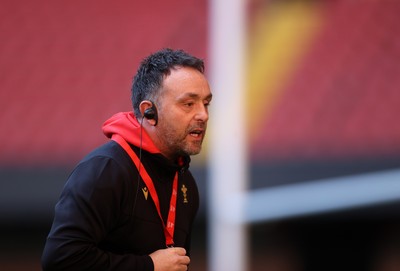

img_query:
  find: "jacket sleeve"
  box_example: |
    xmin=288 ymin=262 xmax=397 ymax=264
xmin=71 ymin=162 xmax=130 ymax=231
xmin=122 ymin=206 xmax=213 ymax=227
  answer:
xmin=41 ymin=156 xmax=154 ymax=271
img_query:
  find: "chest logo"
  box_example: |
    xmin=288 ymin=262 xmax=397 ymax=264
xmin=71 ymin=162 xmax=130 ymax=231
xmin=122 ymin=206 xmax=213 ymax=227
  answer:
xmin=181 ymin=184 xmax=188 ymax=203
xmin=142 ymin=187 xmax=149 ymax=200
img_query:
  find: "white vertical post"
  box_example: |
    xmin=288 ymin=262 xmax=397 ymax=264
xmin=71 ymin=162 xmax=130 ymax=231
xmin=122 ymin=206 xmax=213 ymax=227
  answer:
xmin=208 ymin=0 xmax=248 ymax=271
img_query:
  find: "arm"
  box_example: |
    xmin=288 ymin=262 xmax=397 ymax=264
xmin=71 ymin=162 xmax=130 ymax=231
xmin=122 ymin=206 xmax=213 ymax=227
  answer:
xmin=41 ymin=156 xmax=153 ymax=271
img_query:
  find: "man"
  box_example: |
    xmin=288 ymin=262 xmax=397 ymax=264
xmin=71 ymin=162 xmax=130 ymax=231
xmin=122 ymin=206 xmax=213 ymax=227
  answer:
xmin=41 ymin=48 xmax=212 ymax=271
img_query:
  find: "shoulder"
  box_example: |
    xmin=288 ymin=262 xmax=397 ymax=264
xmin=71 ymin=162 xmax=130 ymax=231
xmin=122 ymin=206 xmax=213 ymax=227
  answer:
xmin=79 ymin=140 xmax=136 ymax=175
xmin=82 ymin=140 xmax=131 ymax=165
xmin=65 ymin=141 xmax=137 ymax=193
xmin=182 ymin=170 xmax=198 ymax=191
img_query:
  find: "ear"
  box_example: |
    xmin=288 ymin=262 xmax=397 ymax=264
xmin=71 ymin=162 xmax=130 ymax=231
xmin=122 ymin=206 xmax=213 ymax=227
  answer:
xmin=139 ymin=100 xmax=157 ymax=126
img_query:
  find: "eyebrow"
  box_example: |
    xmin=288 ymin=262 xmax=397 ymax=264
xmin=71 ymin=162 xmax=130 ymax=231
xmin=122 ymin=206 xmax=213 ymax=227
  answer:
xmin=179 ymin=92 xmax=213 ymax=100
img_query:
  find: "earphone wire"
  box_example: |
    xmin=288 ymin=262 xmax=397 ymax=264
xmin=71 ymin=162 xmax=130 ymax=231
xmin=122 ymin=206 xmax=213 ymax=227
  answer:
xmin=132 ymin=116 xmax=144 ymax=214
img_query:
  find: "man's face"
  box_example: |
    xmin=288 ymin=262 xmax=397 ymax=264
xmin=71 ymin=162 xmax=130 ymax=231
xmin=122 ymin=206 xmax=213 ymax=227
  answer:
xmin=155 ymin=66 xmax=212 ymax=160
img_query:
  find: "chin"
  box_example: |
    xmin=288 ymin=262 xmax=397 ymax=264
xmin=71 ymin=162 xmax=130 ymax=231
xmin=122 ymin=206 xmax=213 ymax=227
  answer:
xmin=181 ymin=146 xmax=201 ymax=156
xmin=189 ymin=147 xmax=202 ymax=156
xmin=180 ymin=141 xmax=202 ymax=156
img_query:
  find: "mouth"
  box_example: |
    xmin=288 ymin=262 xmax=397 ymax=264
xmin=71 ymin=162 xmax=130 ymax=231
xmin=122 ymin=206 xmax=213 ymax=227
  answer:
xmin=189 ymin=128 xmax=204 ymax=139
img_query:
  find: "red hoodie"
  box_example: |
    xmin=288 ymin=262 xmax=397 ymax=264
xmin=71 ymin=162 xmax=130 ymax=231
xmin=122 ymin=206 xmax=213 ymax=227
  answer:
xmin=102 ymin=111 xmax=160 ymax=154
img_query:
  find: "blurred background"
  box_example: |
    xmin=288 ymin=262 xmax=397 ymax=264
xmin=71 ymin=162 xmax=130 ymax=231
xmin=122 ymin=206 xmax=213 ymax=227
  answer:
xmin=1 ymin=0 xmax=400 ymax=270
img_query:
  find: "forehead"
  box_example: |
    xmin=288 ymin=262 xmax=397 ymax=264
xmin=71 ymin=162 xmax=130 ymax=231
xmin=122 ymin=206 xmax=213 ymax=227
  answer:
xmin=161 ymin=66 xmax=211 ymax=99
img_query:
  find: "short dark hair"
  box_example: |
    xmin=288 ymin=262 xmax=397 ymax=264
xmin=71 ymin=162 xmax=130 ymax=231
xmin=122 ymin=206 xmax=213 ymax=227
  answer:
xmin=131 ymin=48 xmax=205 ymax=118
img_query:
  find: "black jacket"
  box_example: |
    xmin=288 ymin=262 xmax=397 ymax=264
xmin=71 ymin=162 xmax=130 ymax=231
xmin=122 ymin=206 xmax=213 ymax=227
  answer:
xmin=41 ymin=112 xmax=199 ymax=271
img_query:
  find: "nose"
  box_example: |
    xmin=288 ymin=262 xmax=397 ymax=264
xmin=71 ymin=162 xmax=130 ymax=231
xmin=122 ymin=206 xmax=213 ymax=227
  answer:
xmin=194 ymin=103 xmax=209 ymax=122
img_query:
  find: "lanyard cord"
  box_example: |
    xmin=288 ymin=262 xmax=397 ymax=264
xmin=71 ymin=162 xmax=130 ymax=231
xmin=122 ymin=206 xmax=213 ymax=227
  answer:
xmin=112 ymin=134 xmax=177 ymax=247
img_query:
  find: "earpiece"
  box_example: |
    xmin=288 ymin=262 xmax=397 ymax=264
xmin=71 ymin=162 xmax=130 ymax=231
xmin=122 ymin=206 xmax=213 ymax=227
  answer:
xmin=143 ymin=101 xmax=158 ymax=126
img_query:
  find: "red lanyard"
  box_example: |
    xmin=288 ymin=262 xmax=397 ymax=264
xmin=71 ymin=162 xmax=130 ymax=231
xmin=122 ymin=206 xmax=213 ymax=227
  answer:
xmin=112 ymin=134 xmax=177 ymax=247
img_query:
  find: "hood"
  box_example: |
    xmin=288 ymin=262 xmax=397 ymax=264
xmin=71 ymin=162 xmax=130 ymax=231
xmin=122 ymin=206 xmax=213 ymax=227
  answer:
xmin=102 ymin=112 xmax=160 ymax=154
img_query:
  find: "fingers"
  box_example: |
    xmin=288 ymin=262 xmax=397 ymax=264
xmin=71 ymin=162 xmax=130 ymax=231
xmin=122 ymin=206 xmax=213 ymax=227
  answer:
xmin=169 ymin=247 xmax=190 ymax=266
xmin=180 ymin=255 xmax=191 ymax=266
xmin=150 ymin=247 xmax=190 ymax=271
xmin=171 ymin=247 xmax=186 ymax=256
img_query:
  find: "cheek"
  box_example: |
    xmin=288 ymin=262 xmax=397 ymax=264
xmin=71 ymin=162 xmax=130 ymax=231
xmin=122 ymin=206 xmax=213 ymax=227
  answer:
xmin=159 ymin=108 xmax=196 ymax=134
xmin=159 ymin=115 xmax=187 ymax=137
xmin=161 ymin=111 xmax=190 ymax=129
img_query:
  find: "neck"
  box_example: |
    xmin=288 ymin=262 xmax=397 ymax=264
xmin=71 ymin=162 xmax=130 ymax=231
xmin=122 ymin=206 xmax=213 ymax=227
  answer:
xmin=143 ymin=124 xmax=177 ymax=162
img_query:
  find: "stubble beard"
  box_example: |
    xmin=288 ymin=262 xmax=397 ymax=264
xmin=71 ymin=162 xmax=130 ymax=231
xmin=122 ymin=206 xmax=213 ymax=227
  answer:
xmin=156 ymin=123 xmax=205 ymax=158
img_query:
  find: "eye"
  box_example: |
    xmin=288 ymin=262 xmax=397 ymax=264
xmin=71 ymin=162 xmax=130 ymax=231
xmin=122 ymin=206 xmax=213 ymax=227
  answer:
xmin=184 ymin=102 xmax=194 ymax=107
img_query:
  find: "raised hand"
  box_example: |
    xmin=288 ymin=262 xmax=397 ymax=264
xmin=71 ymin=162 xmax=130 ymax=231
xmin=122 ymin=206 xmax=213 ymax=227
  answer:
xmin=149 ymin=247 xmax=190 ymax=271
